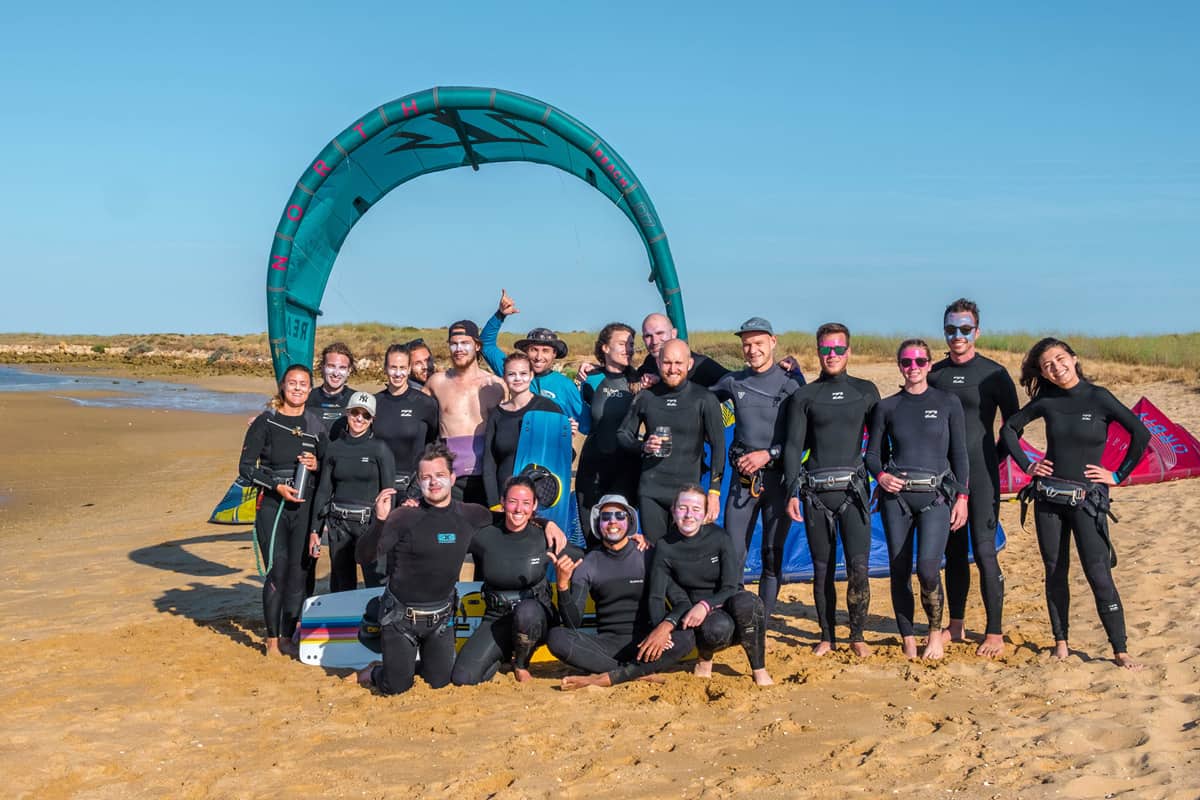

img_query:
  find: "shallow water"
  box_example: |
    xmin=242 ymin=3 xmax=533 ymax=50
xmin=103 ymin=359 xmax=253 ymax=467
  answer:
xmin=0 ymin=366 xmax=267 ymax=415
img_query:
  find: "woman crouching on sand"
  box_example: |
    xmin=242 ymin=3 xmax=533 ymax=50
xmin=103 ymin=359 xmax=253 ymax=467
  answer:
xmin=238 ymin=364 xmax=326 ymax=656
xmin=1000 ymin=338 xmax=1149 ymax=670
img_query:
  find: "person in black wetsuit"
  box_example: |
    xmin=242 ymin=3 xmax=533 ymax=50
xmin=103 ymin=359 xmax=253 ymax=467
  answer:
xmin=482 ymin=351 xmax=563 ymax=508
xmin=635 ymin=313 xmax=731 ymax=388
xmin=711 ymin=316 xmax=805 ymax=616
xmin=374 ymin=344 xmax=440 ymax=498
xmin=238 ymin=364 xmax=325 ymax=657
xmin=309 ymin=392 xmax=394 ymax=592
xmin=927 ymin=299 xmax=1019 ymax=657
xmin=617 ymin=339 xmax=726 ymax=541
xmin=784 ymin=322 xmax=880 ymax=657
xmin=647 ymin=485 xmax=773 ymax=685
xmin=550 ymin=494 xmax=694 ymax=689
xmin=451 ymin=476 xmax=578 ymax=685
xmin=866 ymin=339 xmax=970 ymax=661
xmin=577 ymin=323 xmax=641 ymax=543
xmin=306 ymin=342 xmax=357 ymax=436
xmin=999 ymin=338 xmax=1150 ymax=670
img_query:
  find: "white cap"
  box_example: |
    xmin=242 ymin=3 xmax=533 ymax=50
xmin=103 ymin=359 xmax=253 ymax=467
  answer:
xmin=346 ymin=391 xmax=376 ymax=417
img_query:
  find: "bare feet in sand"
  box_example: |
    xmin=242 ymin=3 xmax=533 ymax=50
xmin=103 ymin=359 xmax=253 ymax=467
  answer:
xmin=636 ymin=674 xmax=667 ymax=684
xmin=850 ymin=641 xmax=872 ymax=658
xmin=901 ymin=636 xmax=919 ymax=660
xmin=693 ymin=659 xmax=714 ymax=678
xmin=513 ymin=667 xmax=533 ymax=683
xmin=943 ymin=619 xmax=966 ymax=643
xmin=922 ymin=635 xmax=944 ymax=660
xmin=812 ymin=641 xmax=833 ymax=657
xmin=355 ymin=662 xmax=380 ymax=688
xmin=561 ymin=674 xmax=612 ymax=690
xmin=278 ymin=638 xmax=299 ymax=657
xmin=1114 ymin=652 xmax=1144 ymax=671
xmin=752 ymin=668 xmax=774 ymax=686
xmin=1052 ymin=640 xmax=1070 ymax=660
xmin=976 ymin=633 xmax=1005 ymax=658
xmin=264 ymin=637 xmax=284 ymax=657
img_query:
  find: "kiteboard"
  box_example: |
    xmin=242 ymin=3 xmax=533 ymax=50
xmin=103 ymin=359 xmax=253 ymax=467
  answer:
xmin=209 ymin=477 xmax=258 ymax=524
xmin=298 ymin=581 xmax=597 ymax=669
xmin=512 ymin=409 xmax=581 ymax=545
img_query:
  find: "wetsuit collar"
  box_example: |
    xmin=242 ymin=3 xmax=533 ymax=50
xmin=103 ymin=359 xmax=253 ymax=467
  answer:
xmin=818 ymin=370 xmax=849 ymax=384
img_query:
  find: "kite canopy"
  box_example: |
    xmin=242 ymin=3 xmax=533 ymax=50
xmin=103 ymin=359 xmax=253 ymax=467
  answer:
xmin=267 ymin=86 xmax=685 ymax=379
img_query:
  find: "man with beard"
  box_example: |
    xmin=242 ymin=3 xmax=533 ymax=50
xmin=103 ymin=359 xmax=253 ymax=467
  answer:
xmin=406 ymin=339 xmax=435 ymax=391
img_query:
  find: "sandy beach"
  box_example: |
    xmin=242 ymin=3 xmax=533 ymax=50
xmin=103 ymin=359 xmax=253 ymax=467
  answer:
xmin=1 ymin=363 xmax=1197 ymax=799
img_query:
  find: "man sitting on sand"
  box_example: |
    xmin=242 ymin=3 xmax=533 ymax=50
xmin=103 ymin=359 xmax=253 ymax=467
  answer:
xmin=548 ymin=495 xmax=694 ymax=690
xmin=424 ymin=321 xmax=506 ymax=506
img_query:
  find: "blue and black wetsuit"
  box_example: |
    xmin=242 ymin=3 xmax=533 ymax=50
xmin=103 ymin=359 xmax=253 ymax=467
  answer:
xmin=647 ymin=524 xmax=766 ymax=670
xmin=784 ymin=371 xmax=880 ymax=645
xmin=482 ymin=396 xmax=562 ymax=508
xmin=999 ymin=381 xmax=1149 ymax=655
xmin=712 ymin=365 xmax=804 ymax=615
xmin=311 ymin=429 xmax=394 ymax=592
xmin=239 ymin=407 xmax=326 ymax=640
xmin=866 ymin=387 xmax=969 ymax=640
xmin=577 ymin=369 xmax=641 ymax=542
xmin=928 ymin=354 xmax=1019 ymax=636
xmin=548 ymin=540 xmax=694 ymax=682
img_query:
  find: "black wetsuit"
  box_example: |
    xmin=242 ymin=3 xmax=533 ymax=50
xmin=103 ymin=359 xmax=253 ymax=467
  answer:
xmin=928 ymin=354 xmax=1019 ymax=636
xmin=866 ymin=387 xmax=969 ymax=639
xmin=482 ymin=396 xmax=562 ymax=508
xmin=355 ymin=500 xmax=492 ymax=695
xmin=451 ymin=521 xmax=567 ymax=685
xmin=306 ymin=384 xmax=355 ymax=436
xmin=616 ymin=380 xmax=726 ymax=541
xmin=999 ymin=381 xmax=1149 ymax=654
xmin=638 ymin=351 xmax=730 ymax=388
xmin=311 ymin=430 xmax=395 ymax=592
xmin=548 ymin=540 xmax=695 ymax=682
xmin=712 ymin=365 xmax=804 ymax=615
xmin=647 ymin=524 xmax=766 ymax=670
xmin=373 ymin=386 xmax=440 ymax=492
xmin=239 ymin=408 xmax=326 ymax=639
xmin=784 ymin=371 xmax=881 ymax=644
xmin=577 ymin=370 xmax=641 ymax=542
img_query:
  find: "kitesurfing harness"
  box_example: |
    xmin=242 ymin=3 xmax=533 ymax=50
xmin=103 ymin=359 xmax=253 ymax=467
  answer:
xmin=794 ymin=465 xmax=872 ymax=528
xmin=1018 ymin=476 xmax=1119 ymax=566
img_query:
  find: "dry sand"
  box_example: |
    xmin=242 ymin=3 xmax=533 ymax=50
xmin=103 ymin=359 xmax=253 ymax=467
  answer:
xmin=1 ymin=364 xmax=1197 ymax=799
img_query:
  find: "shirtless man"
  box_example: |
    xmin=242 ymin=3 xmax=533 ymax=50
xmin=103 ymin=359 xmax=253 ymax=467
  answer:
xmin=424 ymin=320 xmax=506 ymax=505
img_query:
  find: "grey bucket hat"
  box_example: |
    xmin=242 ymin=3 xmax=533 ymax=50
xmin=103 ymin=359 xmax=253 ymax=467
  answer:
xmin=590 ymin=493 xmax=640 ymax=536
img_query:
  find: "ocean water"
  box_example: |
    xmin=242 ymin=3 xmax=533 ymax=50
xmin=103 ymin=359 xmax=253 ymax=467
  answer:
xmin=0 ymin=366 xmax=268 ymax=415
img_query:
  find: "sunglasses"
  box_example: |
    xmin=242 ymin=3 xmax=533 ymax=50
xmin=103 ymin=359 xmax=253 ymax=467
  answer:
xmin=599 ymin=511 xmax=628 ymax=522
xmin=899 ymin=357 xmax=930 ymax=368
xmin=818 ymin=345 xmax=849 ymax=356
xmin=944 ymin=324 xmax=976 ymax=337
xmin=348 ymin=409 xmax=373 ymax=420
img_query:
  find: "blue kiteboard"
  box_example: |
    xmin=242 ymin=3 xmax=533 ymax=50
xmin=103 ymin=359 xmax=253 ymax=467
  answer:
xmin=512 ymin=409 xmax=581 ymax=546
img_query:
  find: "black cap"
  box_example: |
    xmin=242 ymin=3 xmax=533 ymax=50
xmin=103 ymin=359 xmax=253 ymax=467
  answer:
xmin=515 ymin=327 xmax=568 ymax=359
xmin=447 ymin=320 xmax=480 ymax=340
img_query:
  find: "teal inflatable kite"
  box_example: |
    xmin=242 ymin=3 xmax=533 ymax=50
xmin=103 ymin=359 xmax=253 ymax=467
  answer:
xmin=267 ymin=86 xmax=685 ymax=378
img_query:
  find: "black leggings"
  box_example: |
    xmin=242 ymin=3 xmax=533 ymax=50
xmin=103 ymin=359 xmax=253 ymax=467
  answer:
xmin=324 ymin=515 xmax=385 ymax=593
xmin=256 ymin=493 xmax=311 ymax=638
xmin=944 ymin=463 xmax=1005 ymax=634
xmin=576 ymin=454 xmax=640 ymax=545
xmin=803 ymin=490 xmax=872 ymax=644
xmin=637 ymin=485 xmax=676 ymax=543
xmin=547 ymin=626 xmax=695 ymax=684
xmin=1034 ymin=498 xmax=1127 ymax=654
xmin=724 ymin=469 xmax=790 ymax=616
xmin=693 ymin=591 xmax=766 ymax=670
xmin=452 ymin=475 xmax=488 ymax=507
xmin=880 ymin=491 xmax=951 ymax=638
xmin=450 ymin=599 xmax=554 ymax=685
xmin=372 ymin=606 xmax=457 ymax=695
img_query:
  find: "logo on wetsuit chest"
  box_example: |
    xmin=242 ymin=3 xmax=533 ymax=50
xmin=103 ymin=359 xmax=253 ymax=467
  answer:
xmin=831 ymin=391 xmax=844 ymax=401
xmin=1082 ymin=413 xmax=1093 ymax=422
xmin=437 ymin=533 xmax=457 ymax=544
xmin=542 ymin=389 xmax=558 ymax=400
xmin=528 ymin=557 xmax=542 ymax=565
xmin=629 ymin=579 xmax=643 ymax=585
xmin=952 ymin=376 xmax=966 ymax=385
xmin=360 ymin=457 xmax=370 ymax=463
xmin=666 ymin=398 xmax=678 ymax=408
xmin=710 ymin=555 xmax=719 ymax=564
xmin=602 ymin=387 xmax=626 ymax=399
xmin=924 ymin=409 xmax=939 ymax=419
xmin=737 ymin=391 xmax=745 ymax=399
xmin=401 ymin=409 xmax=413 ymax=417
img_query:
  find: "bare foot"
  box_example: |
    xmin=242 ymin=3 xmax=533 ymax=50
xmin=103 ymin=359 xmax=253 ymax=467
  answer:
xmin=901 ymin=636 xmax=919 ymax=660
xmin=636 ymin=674 xmax=667 ymax=684
xmin=264 ymin=637 xmax=283 ymax=657
xmin=693 ymin=659 xmax=714 ymax=678
xmin=976 ymin=634 xmax=1005 ymax=658
xmin=812 ymin=641 xmax=833 ymax=656
xmin=513 ymin=667 xmax=533 ymax=683
xmin=944 ymin=619 xmax=966 ymax=643
xmin=850 ymin=641 xmax=873 ymax=658
xmin=355 ymin=662 xmax=380 ymax=688
xmin=1114 ymin=652 xmax=1144 ymax=671
xmin=752 ymin=668 xmax=774 ymax=686
xmin=561 ymin=674 xmax=612 ymax=691
xmin=1052 ymin=640 xmax=1070 ymax=660
xmin=922 ymin=635 xmax=945 ymax=660
xmin=278 ymin=638 xmax=299 ymax=657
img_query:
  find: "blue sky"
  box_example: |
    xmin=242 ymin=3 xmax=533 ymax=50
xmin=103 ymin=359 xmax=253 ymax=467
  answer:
xmin=2 ymin=2 xmax=1196 ymax=337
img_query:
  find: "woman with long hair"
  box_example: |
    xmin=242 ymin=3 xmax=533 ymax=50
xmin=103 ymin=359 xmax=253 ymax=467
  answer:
xmin=1000 ymin=338 xmax=1149 ymax=669
xmin=373 ymin=344 xmax=440 ymax=498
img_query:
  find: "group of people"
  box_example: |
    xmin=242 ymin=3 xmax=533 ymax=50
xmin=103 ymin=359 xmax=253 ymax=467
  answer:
xmin=238 ymin=292 xmax=1151 ymax=695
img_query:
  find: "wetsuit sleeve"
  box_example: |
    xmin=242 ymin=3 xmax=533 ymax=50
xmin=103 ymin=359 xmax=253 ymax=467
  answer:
xmin=480 ymin=311 xmax=507 ymax=376
xmin=356 ymin=509 xmax=401 ymax=566
xmin=783 ymin=390 xmax=809 ymax=494
xmin=312 ymin=449 xmax=335 ymax=531
xmin=692 ymin=355 xmax=731 ymax=387
xmin=786 ymin=363 xmax=806 ymax=386
xmin=864 ymin=401 xmax=888 ymax=477
xmin=238 ymin=413 xmax=278 ymax=491
xmin=558 ymin=378 xmax=590 ymax=435
xmin=558 ymin=558 xmax=591 ymax=629
xmin=946 ymin=394 xmax=970 ymax=495
xmin=998 ymin=399 xmax=1045 ymax=473
xmin=705 ymin=529 xmax=741 ymax=608
xmin=377 ymin=442 xmax=396 ymax=496
xmin=710 ymin=373 xmax=735 ymax=403
xmin=482 ymin=413 xmax=501 ymax=508
xmin=702 ymin=392 xmax=727 ymax=487
xmin=1097 ymin=387 xmax=1151 ymax=482
xmin=647 ymin=547 xmax=682 ymax=626
xmin=425 ymin=399 xmax=441 ymax=445
xmin=616 ymin=393 xmax=645 ymax=453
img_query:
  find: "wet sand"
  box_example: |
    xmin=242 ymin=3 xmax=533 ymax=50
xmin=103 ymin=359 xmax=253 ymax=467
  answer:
xmin=1 ymin=365 xmax=1197 ymax=799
